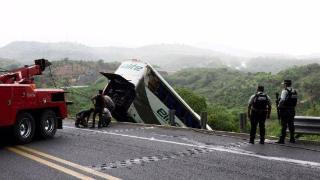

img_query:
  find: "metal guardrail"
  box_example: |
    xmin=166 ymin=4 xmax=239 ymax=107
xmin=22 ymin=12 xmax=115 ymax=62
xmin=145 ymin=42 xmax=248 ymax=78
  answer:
xmin=294 ymin=116 xmax=320 ymax=135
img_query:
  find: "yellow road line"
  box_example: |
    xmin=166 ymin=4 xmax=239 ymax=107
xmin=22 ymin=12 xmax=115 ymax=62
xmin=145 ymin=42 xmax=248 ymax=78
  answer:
xmin=16 ymin=146 xmax=121 ymax=180
xmin=7 ymin=147 xmax=94 ymax=180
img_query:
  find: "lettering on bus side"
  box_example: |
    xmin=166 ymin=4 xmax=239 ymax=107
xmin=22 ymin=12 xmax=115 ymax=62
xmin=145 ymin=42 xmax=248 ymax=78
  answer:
xmin=156 ymin=108 xmax=169 ymax=122
xmin=120 ymin=64 xmax=144 ymax=71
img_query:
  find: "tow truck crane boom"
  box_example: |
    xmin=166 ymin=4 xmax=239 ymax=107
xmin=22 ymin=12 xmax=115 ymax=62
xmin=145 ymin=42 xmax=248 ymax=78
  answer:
xmin=0 ymin=59 xmax=51 ymax=84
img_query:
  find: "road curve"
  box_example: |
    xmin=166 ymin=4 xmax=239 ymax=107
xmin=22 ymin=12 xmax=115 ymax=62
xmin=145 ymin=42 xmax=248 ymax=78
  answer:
xmin=1 ymin=119 xmax=320 ymax=180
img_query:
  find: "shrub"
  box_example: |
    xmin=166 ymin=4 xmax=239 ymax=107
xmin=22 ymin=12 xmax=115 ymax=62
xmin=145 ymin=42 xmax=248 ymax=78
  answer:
xmin=207 ymin=105 xmax=239 ymax=132
xmin=175 ymin=87 xmax=207 ymax=114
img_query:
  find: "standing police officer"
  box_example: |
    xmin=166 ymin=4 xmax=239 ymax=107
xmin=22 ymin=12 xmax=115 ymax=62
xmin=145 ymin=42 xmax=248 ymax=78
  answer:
xmin=248 ymin=85 xmax=272 ymax=144
xmin=277 ymin=80 xmax=298 ymax=144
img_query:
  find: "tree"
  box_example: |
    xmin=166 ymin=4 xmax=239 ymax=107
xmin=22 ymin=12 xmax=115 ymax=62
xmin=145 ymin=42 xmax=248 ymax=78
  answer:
xmin=175 ymin=87 xmax=207 ymax=114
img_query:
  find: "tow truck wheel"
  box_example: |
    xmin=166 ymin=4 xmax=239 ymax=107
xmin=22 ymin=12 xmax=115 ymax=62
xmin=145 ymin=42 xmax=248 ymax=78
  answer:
xmin=39 ymin=110 xmax=57 ymax=138
xmin=13 ymin=113 xmax=36 ymax=144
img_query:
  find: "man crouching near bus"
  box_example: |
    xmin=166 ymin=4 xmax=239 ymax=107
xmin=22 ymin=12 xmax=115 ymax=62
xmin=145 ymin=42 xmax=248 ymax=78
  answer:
xmin=101 ymin=95 xmax=115 ymax=127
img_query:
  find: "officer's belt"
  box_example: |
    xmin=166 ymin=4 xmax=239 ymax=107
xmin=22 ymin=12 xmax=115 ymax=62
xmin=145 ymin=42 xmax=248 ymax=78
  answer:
xmin=251 ymin=107 xmax=268 ymax=112
xmin=279 ymin=107 xmax=295 ymax=110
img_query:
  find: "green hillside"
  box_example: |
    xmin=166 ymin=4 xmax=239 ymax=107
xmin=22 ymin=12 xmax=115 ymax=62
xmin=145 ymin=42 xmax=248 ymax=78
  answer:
xmin=166 ymin=63 xmax=320 ymax=115
xmin=166 ymin=64 xmax=320 ymax=140
xmin=30 ymin=60 xmax=319 ymax=140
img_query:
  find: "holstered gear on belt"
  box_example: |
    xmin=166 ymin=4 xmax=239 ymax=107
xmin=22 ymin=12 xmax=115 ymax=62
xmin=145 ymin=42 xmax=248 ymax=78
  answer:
xmin=251 ymin=107 xmax=268 ymax=112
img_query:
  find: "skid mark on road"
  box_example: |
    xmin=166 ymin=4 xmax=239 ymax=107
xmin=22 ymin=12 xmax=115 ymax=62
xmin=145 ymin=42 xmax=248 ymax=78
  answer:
xmin=150 ymin=132 xmax=250 ymax=150
xmin=65 ymin=126 xmax=320 ymax=170
xmin=179 ymin=137 xmax=249 ymax=149
xmin=91 ymin=148 xmax=213 ymax=170
xmin=90 ymin=138 xmax=249 ymax=170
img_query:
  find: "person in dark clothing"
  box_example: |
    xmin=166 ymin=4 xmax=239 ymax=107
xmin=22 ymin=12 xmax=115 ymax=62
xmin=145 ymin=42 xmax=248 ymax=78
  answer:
xmin=248 ymin=85 xmax=272 ymax=144
xmin=277 ymin=80 xmax=298 ymax=144
xmin=91 ymin=90 xmax=106 ymax=128
xmin=75 ymin=108 xmax=94 ymax=128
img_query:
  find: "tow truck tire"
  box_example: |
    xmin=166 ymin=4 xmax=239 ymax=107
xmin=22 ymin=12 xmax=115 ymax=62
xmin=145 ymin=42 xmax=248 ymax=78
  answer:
xmin=13 ymin=113 xmax=36 ymax=144
xmin=39 ymin=110 xmax=57 ymax=139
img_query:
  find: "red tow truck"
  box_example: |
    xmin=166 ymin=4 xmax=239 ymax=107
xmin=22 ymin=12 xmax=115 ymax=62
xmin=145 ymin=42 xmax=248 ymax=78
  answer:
xmin=0 ymin=59 xmax=68 ymax=144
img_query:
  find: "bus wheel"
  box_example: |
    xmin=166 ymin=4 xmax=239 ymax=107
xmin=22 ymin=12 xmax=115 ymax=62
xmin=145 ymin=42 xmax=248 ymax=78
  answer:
xmin=13 ymin=113 xmax=35 ymax=144
xmin=39 ymin=110 xmax=57 ymax=139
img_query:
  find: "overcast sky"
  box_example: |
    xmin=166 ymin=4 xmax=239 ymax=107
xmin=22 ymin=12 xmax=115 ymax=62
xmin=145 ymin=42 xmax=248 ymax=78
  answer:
xmin=0 ymin=0 xmax=319 ymax=55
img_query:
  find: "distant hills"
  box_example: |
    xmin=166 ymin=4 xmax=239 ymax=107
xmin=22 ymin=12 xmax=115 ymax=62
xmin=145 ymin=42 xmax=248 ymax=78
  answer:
xmin=0 ymin=41 xmax=319 ymax=72
xmin=0 ymin=41 xmax=238 ymax=71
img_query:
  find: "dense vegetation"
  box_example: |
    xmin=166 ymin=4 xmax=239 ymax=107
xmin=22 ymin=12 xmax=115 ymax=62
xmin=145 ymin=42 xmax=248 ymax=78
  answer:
xmin=166 ymin=64 xmax=320 ymax=140
xmin=3 ymin=59 xmax=319 ymax=140
xmin=166 ymin=64 xmax=320 ymax=115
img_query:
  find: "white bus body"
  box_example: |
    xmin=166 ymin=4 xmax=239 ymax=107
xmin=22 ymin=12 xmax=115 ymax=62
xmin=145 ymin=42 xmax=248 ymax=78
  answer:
xmin=101 ymin=60 xmax=211 ymax=130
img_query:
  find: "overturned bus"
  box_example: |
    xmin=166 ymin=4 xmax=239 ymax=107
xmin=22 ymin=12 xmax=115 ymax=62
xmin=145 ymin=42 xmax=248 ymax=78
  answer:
xmin=101 ymin=60 xmax=211 ymax=130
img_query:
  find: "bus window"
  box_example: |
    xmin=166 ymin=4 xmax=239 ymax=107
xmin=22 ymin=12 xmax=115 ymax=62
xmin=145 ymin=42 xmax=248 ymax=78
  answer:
xmin=175 ymin=105 xmax=186 ymax=123
xmin=184 ymin=113 xmax=193 ymax=127
xmin=166 ymin=93 xmax=176 ymax=110
xmin=155 ymin=83 xmax=167 ymax=102
xmin=147 ymin=71 xmax=160 ymax=93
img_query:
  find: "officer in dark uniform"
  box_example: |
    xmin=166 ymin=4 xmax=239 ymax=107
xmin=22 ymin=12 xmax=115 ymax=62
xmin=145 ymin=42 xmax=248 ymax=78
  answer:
xmin=277 ymin=80 xmax=298 ymax=144
xmin=248 ymin=85 xmax=272 ymax=144
xmin=91 ymin=90 xmax=106 ymax=128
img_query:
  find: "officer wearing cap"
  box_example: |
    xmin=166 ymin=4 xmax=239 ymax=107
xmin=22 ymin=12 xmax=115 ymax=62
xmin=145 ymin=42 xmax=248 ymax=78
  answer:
xmin=277 ymin=80 xmax=298 ymax=144
xmin=248 ymin=85 xmax=272 ymax=144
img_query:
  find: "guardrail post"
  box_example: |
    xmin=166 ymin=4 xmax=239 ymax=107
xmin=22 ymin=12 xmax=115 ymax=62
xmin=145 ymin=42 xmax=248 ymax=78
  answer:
xmin=169 ymin=109 xmax=176 ymax=126
xmin=201 ymin=112 xmax=208 ymax=129
xmin=239 ymin=113 xmax=247 ymax=132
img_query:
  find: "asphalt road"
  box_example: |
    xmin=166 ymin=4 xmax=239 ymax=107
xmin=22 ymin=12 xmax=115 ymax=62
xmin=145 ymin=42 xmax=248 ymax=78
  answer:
xmin=1 ymin=119 xmax=320 ymax=180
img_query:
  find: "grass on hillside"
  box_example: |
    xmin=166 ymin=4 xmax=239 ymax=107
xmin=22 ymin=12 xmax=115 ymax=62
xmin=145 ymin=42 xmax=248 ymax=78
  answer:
xmin=62 ymin=70 xmax=320 ymax=142
xmin=65 ymin=78 xmax=106 ymax=117
xmin=255 ymin=119 xmax=320 ymax=142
